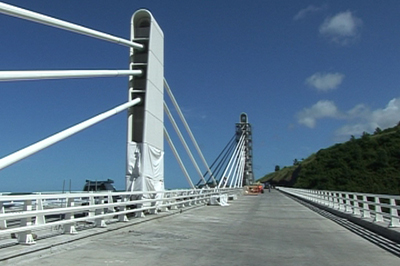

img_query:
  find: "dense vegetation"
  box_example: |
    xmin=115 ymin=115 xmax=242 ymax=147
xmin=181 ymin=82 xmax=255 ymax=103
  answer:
xmin=258 ymin=123 xmax=400 ymax=195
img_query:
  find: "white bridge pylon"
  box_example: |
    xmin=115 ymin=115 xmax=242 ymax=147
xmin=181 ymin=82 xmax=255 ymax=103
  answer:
xmin=125 ymin=10 xmax=165 ymax=195
xmin=0 ymin=3 xmax=242 ymax=191
xmin=0 ymin=3 xmax=244 ymax=246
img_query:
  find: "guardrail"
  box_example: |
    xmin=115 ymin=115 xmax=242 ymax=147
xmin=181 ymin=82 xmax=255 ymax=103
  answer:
xmin=0 ymin=188 xmax=242 ymax=245
xmin=277 ymin=187 xmax=400 ymax=228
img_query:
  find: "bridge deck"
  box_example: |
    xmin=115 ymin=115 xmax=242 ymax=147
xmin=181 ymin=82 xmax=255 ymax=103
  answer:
xmin=5 ymin=190 xmax=400 ymax=266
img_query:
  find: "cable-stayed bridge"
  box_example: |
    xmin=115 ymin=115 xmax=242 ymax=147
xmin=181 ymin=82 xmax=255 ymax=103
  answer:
xmin=0 ymin=3 xmax=399 ymax=265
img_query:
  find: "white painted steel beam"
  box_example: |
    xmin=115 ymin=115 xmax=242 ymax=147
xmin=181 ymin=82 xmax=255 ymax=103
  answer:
xmin=0 ymin=70 xmax=142 ymax=82
xmin=0 ymin=2 xmax=143 ymax=49
xmin=0 ymin=98 xmax=141 ymax=170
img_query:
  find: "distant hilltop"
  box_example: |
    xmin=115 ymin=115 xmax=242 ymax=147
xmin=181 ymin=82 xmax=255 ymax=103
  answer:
xmin=258 ymin=122 xmax=400 ymax=195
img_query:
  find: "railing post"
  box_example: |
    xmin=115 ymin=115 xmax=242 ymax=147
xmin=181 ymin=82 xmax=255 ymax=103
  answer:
xmin=389 ymin=198 xmax=400 ymax=227
xmin=18 ymin=200 xmax=36 ymax=245
xmin=373 ymin=197 xmax=384 ymax=222
xmin=88 ymin=193 xmax=95 ymax=218
xmin=118 ymin=195 xmax=129 ymax=222
xmin=64 ymin=196 xmax=77 ymax=234
xmin=338 ymin=193 xmax=345 ymax=211
xmin=95 ymin=196 xmax=107 ymax=228
xmin=318 ymin=191 xmax=323 ymax=205
xmin=333 ymin=193 xmax=339 ymax=209
xmin=135 ymin=195 xmax=145 ymax=218
xmin=0 ymin=202 xmax=7 ymax=229
xmin=107 ymin=191 xmax=115 ymax=213
xmin=170 ymin=192 xmax=178 ymax=210
xmin=149 ymin=194 xmax=158 ymax=214
xmin=322 ymin=191 xmax=328 ymax=206
xmin=362 ymin=195 xmax=371 ymax=218
xmin=159 ymin=192 xmax=169 ymax=212
xmin=328 ymin=192 xmax=334 ymax=208
xmin=35 ymin=196 xmax=46 ymax=225
xmin=345 ymin=193 xmax=352 ymax=212
xmin=352 ymin=194 xmax=361 ymax=216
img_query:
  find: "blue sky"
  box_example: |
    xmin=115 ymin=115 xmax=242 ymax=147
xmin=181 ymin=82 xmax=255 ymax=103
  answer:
xmin=1 ymin=0 xmax=400 ymax=192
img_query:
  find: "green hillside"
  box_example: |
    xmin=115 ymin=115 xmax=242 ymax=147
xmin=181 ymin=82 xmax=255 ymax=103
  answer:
xmin=258 ymin=123 xmax=400 ymax=195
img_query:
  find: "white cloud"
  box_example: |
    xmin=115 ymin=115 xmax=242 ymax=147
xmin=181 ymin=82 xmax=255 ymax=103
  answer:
xmin=319 ymin=11 xmax=363 ymax=45
xmin=336 ymin=98 xmax=400 ymax=136
xmin=296 ymin=98 xmax=400 ymax=136
xmin=346 ymin=104 xmax=369 ymax=119
xmin=293 ymin=5 xmax=327 ymax=20
xmin=306 ymin=72 xmax=345 ymax=91
xmin=297 ymin=100 xmax=339 ymax=128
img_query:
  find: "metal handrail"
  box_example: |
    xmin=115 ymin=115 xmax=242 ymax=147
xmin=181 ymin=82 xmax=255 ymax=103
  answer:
xmin=278 ymin=187 xmax=400 ymax=228
xmin=0 ymin=188 xmax=243 ymax=244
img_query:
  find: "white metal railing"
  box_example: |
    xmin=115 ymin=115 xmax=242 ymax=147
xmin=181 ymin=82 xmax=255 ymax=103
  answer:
xmin=0 ymin=188 xmax=242 ymax=245
xmin=278 ymin=187 xmax=400 ymax=228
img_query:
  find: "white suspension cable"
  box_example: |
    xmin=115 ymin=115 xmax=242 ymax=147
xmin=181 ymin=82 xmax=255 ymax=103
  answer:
xmin=0 ymin=2 xmax=144 ymax=49
xmin=235 ymin=153 xmax=246 ymax=188
xmin=233 ymin=155 xmax=242 ymax=188
xmin=229 ymin=145 xmax=244 ymax=188
xmin=224 ymin=137 xmax=245 ymax=188
xmin=164 ymin=102 xmax=207 ymax=185
xmin=0 ymin=70 xmax=142 ymax=82
xmin=0 ymin=98 xmax=141 ymax=170
xmin=218 ymin=133 xmax=245 ymax=188
xmin=164 ymin=79 xmax=216 ymax=185
xmin=164 ymin=127 xmax=195 ymax=189
xmin=229 ymin=144 xmax=245 ymax=188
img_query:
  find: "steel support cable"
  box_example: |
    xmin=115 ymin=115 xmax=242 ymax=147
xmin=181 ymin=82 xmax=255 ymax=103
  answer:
xmin=0 ymin=98 xmax=141 ymax=170
xmin=164 ymin=102 xmax=207 ymax=185
xmin=224 ymin=137 xmax=245 ymax=188
xmin=164 ymin=79 xmax=216 ymax=185
xmin=234 ymin=154 xmax=243 ymax=188
xmin=198 ymin=133 xmax=236 ymax=186
xmin=208 ymin=139 xmax=237 ymax=185
xmin=229 ymin=144 xmax=244 ymax=188
xmin=231 ymin=145 xmax=246 ymax=188
xmin=229 ymin=143 xmax=244 ymax=188
xmin=0 ymin=70 xmax=142 ymax=82
xmin=235 ymin=152 xmax=246 ymax=188
xmin=224 ymin=132 xmax=245 ymax=188
xmin=219 ymin=140 xmax=242 ymax=188
xmin=203 ymin=137 xmax=236 ymax=186
xmin=202 ymin=134 xmax=235 ymax=178
xmin=0 ymin=2 xmax=144 ymax=50
xmin=218 ymin=133 xmax=245 ymax=188
xmin=163 ymin=127 xmax=195 ymax=189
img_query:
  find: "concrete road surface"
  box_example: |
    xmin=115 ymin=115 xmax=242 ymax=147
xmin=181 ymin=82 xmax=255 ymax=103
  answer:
xmin=7 ymin=190 xmax=400 ymax=266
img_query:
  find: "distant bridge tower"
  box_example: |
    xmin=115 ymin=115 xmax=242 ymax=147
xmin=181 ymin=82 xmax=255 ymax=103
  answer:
xmin=236 ymin=113 xmax=254 ymax=186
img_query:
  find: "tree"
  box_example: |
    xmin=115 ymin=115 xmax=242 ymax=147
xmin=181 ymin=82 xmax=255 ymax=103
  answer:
xmin=275 ymin=165 xmax=280 ymax=172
